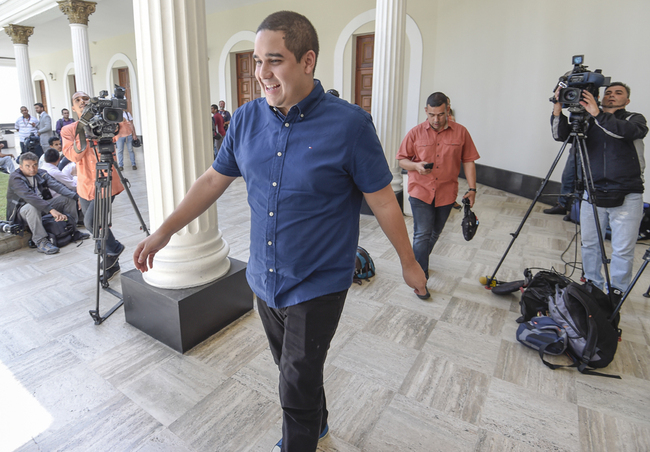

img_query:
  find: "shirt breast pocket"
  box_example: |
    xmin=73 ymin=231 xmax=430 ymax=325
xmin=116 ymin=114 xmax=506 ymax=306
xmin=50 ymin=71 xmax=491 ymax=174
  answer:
xmin=414 ymin=140 xmax=434 ymax=161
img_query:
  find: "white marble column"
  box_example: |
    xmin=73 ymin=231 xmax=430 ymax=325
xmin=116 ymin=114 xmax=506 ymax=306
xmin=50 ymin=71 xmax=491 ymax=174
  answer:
xmin=4 ymin=25 xmax=36 ymax=118
xmin=132 ymin=0 xmax=230 ymax=289
xmin=371 ymin=0 xmax=407 ymax=191
xmin=58 ymin=0 xmax=95 ymax=95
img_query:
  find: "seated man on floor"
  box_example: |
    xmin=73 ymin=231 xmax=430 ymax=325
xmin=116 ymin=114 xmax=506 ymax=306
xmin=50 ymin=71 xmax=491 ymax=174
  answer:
xmin=43 ymin=146 xmax=77 ymax=193
xmin=6 ymin=152 xmax=89 ymax=254
xmin=0 ymin=142 xmax=16 ymax=174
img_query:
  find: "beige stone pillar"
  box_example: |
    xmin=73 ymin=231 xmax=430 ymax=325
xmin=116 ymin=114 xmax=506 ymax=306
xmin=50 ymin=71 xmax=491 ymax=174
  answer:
xmin=4 ymin=25 xmax=36 ymax=118
xmin=371 ymin=0 xmax=407 ymax=191
xmin=58 ymin=0 xmax=96 ymax=95
xmin=132 ymin=0 xmax=230 ymax=289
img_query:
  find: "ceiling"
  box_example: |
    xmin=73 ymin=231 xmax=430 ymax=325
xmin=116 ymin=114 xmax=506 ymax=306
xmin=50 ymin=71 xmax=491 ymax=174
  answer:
xmin=0 ymin=0 xmax=267 ymax=61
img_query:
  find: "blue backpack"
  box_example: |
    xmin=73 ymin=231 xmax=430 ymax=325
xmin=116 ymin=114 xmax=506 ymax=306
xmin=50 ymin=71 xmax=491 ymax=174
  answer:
xmin=516 ymin=316 xmax=568 ymax=367
xmin=353 ymin=246 xmax=375 ymax=284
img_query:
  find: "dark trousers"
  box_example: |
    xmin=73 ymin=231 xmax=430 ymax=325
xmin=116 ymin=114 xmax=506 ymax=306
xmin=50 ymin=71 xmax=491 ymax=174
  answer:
xmin=79 ymin=196 xmax=122 ymax=255
xmin=409 ymin=196 xmax=454 ymax=279
xmin=257 ymin=290 xmax=347 ymax=452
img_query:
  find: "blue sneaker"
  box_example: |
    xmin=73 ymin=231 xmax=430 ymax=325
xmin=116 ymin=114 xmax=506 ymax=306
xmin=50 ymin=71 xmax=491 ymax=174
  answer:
xmin=271 ymin=424 xmax=329 ymax=452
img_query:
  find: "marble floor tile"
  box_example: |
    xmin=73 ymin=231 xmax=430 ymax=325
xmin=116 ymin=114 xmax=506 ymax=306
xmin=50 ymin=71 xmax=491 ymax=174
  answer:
xmin=399 ymin=351 xmax=490 ymax=424
xmin=575 ymin=373 xmax=650 ymax=425
xmin=473 ymin=428 xmax=540 ymax=452
xmin=324 ymin=366 xmax=395 ymax=448
xmin=493 ymin=339 xmax=577 ymax=403
xmin=578 ymin=405 xmax=650 ymax=452
xmin=385 ymin=281 xmax=452 ymax=320
xmin=30 ymin=395 xmax=162 ymax=452
xmin=188 ymin=315 xmax=269 ymax=377
xmin=232 ymin=346 xmax=281 ymax=404
xmin=439 ymin=296 xmax=508 ymax=336
xmin=120 ymin=353 xmax=226 ymax=426
xmin=169 ymin=378 xmax=280 ymax=452
xmin=605 ymin=339 xmax=650 ymax=380
xmin=422 ymin=321 xmax=502 ymax=375
xmin=330 ymin=331 xmax=419 ymax=392
xmin=480 ymin=378 xmax=580 ymax=451
xmin=132 ymin=427 xmax=194 ymax=452
xmin=362 ymin=393 xmax=479 ymax=452
xmin=362 ymin=304 xmax=436 ymax=350
xmin=57 ymin=318 xmax=142 ymax=362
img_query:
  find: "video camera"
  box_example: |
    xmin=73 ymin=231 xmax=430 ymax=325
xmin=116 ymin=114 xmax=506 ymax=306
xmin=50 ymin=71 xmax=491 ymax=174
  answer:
xmin=78 ymin=85 xmax=128 ymax=144
xmin=551 ymin=55 xmax=611 ymax=110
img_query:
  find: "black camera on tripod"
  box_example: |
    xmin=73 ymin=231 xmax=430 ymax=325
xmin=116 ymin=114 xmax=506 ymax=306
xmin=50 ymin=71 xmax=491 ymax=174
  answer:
xmin=78 ymin=86 xmax=128 ymax=144
xmin=551 ymin=55 xmax=611 ymax=110
xmin=0 ymin=220 xmax=23 ymax=235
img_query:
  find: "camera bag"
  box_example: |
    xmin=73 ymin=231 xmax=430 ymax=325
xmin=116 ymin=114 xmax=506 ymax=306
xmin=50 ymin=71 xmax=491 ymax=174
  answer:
xmin=41 ymin=214 xmax=74 ymax=248
xmin=517 ymin=270 xmax=571 ymax=323
xmin=548 ymin=282 xmax=621 ymax=377
xmin=353 ymin=246 xmax=375 ymax=284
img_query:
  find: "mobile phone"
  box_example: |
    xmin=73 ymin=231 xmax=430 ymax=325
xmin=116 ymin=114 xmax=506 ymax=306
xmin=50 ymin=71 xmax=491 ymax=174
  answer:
xmin=423 ymin=163 xmax=433 ymax=169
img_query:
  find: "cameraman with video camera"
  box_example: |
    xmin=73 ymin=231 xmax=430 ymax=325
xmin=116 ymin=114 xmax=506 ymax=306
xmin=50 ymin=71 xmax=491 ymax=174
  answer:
xmin=551 ymin=81 xmax=648 ymax=297
xmin=61 ymin=91 xmax=125 ymax=281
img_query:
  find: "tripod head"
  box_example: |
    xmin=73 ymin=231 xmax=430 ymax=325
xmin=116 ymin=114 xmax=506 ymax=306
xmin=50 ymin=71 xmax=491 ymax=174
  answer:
xmin=95 ymin=138 xmax=116 ymax=163
xmin=568 ymin=108 xmax=590 ymax=135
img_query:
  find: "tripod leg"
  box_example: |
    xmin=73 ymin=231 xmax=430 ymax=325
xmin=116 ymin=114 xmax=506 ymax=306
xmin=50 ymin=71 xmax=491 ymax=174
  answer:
xmin=487 ymin=136 xmax=572 ymax=284
xmin=113 ymin=165 xmax=150 ymax=236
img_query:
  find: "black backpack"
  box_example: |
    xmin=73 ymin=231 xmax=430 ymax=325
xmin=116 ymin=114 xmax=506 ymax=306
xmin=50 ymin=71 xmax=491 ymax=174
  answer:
xmin=517 ymin=270 xmax=571 ymax=323
xmin=548 ymin=282 xmax=621 ymax=377
xmin=41 ymin=214 xmax=75 ymax=248
xmin=353 ymin=246 xmax=375 ymax=284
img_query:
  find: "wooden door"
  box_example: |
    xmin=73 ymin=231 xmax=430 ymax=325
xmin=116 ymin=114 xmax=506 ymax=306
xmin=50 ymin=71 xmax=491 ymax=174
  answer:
xmin=118 ymin=67 xmax=133 ymax=113
xmin=38 ymin=80 xmax=48 ymax=111
xmin=354 ymin=34 xmax=375 ymax=113
xmin=355 ymin=34 xmax=374 ymax=114
xmin=236 ymin=51 xmax=261 ymax=107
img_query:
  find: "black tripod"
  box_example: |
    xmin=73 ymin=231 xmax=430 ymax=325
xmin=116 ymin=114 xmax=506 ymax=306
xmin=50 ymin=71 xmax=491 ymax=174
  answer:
xmin=486 ymin=110 xmax=614 ymax=300
xmin=89 ymin=138 xmax=150 ymax=325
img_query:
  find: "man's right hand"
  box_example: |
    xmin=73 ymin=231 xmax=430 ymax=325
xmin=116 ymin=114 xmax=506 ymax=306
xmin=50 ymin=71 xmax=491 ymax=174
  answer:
xmin=50 ymin=209 xmax=67 ymax=222
xmin=415 ymin=161 xmax=432 ymax=175
xmin=133 ymin=230 xmax=172 ymax=272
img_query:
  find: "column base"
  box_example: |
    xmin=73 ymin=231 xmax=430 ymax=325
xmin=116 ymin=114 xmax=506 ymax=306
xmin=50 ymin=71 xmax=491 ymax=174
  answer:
xmin=122 ymin=258 xmax=253 ymax=353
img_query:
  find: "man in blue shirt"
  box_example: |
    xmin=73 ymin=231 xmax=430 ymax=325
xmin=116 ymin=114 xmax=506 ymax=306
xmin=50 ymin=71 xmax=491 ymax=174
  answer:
xmin=134 ymin=11 xmax=426 ymax=452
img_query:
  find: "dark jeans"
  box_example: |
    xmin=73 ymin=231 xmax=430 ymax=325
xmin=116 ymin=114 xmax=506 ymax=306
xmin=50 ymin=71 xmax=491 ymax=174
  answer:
xmin=558 ymin=146 xmax=583 ymax=208
xmin=79 ymin=195 xmax=122 ymax=255
xmin=257 ymin=290 xmax=347 ymax=452
xmin=409 ymin=196 xmax=454 ymax=279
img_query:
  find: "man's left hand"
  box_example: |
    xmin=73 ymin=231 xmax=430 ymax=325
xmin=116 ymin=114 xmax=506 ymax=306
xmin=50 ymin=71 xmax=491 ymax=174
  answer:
xmin=463 ymin=190 xmax=476 ymax=207
xmin=402 ymin=259 xmax=428 ymax=297
xmin=580 ymin=90 xmax=600 ymax=117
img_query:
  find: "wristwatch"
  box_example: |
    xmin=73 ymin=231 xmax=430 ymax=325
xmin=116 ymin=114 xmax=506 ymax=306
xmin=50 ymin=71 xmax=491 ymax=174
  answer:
xmin=468 ymin=188 xmax=477 ymax=192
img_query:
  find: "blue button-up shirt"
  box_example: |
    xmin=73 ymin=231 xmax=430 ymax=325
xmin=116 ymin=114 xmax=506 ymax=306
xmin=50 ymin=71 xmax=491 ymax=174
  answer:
xmin=214 ymin=80 xmax=392 ymax=308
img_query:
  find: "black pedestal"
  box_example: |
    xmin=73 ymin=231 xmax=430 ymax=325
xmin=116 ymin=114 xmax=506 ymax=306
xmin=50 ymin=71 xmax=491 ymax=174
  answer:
xmin=122 ymin=258 xmax=253 ymax=353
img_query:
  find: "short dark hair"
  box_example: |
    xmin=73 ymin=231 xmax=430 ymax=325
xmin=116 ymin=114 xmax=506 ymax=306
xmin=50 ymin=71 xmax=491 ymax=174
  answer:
xmin=607 ymin=82 xmax=631 ymax=98
xmin=426 ymin=92 xmax=448 ymax=108
xmin=44 ymin=149 xmax=60 ymax=163
xmin=19 ymin=152 xmax=38 ymax=163
xmin=211 ymin=104 xmax=218 ymax=110
xmin=61 ymin=108 xmax=69 ymax=114
xmin=34 ymin=102 xmax=44 ymax=109
xmin=48 ymin=136 xmax=60 ymax=146
xmin=257 ymin=11 xmax=319 ymax=69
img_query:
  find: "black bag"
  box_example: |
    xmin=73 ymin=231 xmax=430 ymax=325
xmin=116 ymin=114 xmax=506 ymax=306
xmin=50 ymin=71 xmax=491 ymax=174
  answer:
xmin=593 ymin=190 xmax=626 ymax=208
xmin=461 ymin=198 xmax=479 ymax=241
xmin=516 ymin=316 xmax=569 ymax=367
xmin=549 ymin=282 xmax=621 ymax=376
xmin=353 ymin=246 xmax=375 ymax=284
xmin=132 ymin=138 xmax=142 ymax=147
xmin=517 ymin=270 xmax=571 ymax=323
xmin=22 ymin=134 xmax=43 ymax=159
xmin=41 ymin=214 xmax=74 ymax=248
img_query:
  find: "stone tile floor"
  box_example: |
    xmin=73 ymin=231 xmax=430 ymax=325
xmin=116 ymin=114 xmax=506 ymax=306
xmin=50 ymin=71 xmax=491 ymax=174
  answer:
xmin=1 ymin=156 xmax=650 ymax=451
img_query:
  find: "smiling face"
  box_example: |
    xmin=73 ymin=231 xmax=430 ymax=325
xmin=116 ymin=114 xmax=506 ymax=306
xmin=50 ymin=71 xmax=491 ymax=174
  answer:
xmin=20 ymin=106 xmax=29 ymax=118
xmin=71 ymin=92 xmax=90 ymax=117
xmin=253 ymin=29 xmax=316 ymax=115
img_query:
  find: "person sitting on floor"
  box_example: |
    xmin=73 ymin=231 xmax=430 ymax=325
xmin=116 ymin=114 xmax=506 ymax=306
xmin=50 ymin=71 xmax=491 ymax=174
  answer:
xmin=6 ymin=152 xmax=89 ymax=254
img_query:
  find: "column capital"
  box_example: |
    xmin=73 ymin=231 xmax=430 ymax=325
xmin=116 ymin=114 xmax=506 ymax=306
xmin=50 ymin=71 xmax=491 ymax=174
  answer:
xmin=4 ymin=24 xmax=34 ymax=45
xmin=58 ymin=0 xmax=97 ymax=26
